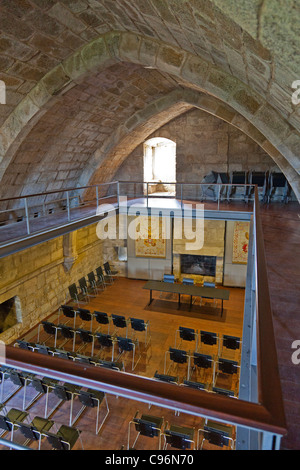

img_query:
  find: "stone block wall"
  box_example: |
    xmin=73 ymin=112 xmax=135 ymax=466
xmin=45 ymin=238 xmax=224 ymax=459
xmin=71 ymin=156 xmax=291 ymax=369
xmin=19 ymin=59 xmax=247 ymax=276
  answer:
xmin=0 ymin=222 xmax=126 ymax=344
xmin=112 ymin=107 xmax=278 ymax=185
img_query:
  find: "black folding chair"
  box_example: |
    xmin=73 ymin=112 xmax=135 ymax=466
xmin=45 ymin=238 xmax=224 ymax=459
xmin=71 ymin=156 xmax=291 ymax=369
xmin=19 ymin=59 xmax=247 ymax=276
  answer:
xmin=130 ymin=318 xmax=151 ymax=346
xmin=94 ymin=311 xmax=111 ymax=333
xmin=78 ymin=276 xmax=96 ymax=300
xmin=111 ymin=314 xmax=129 ymax=337
xmin=191 ymin=352 xmax=215 ymax=385
xmin=162 ymin=424 xmax=195 ymax=450
xmin=95 ymin=332 xmax=115 ymax=361
xmin=128 ymin=412 xmax=164 ymax=450
xmin=76 ymin=307 xmax=94 ymax=331
xmin=96 ymin=266 xmax=111 ymax=286
xmin=175 ymin=326 xmax=198 ymax=350
xmin=116 ymin=336 xmax=140 ymax=371
xmin=58 ymin=324 xmax=76 ymax=351
xmin=104 ymin=261 xmax=118 ymax=282
xmin=37 ymin=321 xmax=60 ymax=348
xmin=16 ymin=416 xmax=54 ymax=450
xmin=76 ymin=328 xmax=95 ymax=356
xmin=0 ymin=408 xmax=29 ymax=443
xmin=68 ymin=283 xmax=87 ymax=305
xmin=42 ymin=424 xmax=83 ymax=450
xmin=58 ymin=305 xmax=77 ymax=328
xmin=153 ymin=371 xmax=179 ymax=384
xmin=164 ymin=347 xmax=191 ymax=378
xmin=198 ymin=420 xmax=235 ymax=449
xmin=76 ymin=389 xmax=109 ymax=434
xmin=87 ymin=271 xmax=104 ymax=293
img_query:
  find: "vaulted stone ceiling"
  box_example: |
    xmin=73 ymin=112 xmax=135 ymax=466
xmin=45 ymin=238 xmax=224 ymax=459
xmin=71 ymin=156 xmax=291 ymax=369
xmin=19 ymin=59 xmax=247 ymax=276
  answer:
xmin=0 ymin=0 xmax=299 ymax=200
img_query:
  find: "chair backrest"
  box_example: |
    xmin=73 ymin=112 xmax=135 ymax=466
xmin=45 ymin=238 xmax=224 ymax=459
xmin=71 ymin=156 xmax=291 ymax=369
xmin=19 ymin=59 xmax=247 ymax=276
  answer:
xmin=53 ymin=385 xmax=72 ymax=401
xmin=98 ymin=360 xmax=122 ymax=370
xmin=203 ymin=282 xmax=215 ymax=288
xmin=42 ymin=321 xmax=57 ymax=336
xmin=154 ymin=371 xmax=178 ymax=384
xmin=58 ymin=324 xmax=74 ymax=339
xmin=61 ymin=305 xmax=75 ymax=318
xmin=231 ymin=171 xmax=246 ymax=184
xmin=182 ymin=278 xmax=194 ymax=285
xmin=212 ymin=387 xmax=235 ymax=397
xmin=9 ymin=370 xmax=25 ymax=386
xmin=164 ymin=430 xmax=193 ymax=450
xmin=103 ymin=262 xmax=110 ymax=274
xmin=31 ymin=378 xmax=48 ymax=394
xmin=96 ymin=333 xmax=113 ymax=348
xmin=130 ymin=318 xmax=146 ymax=332
xmin=222 ymin=335 xmax=240 ymax=350
xmin=17 ymin=422 xmax=40 ymax=441
xmin=179 ymin=326 xmax=195 ymax=342
xmin=78 ymin=390 xmax=104 ymax=408
xmin=193 ymin=353 xmax=213 ymax=369
xmin=68 ymin=283 xmax=78 ymax=300
xmin=169 ymin=347 xmax=188 ymax=364
xmin=16 ymin=340 xmax=32 ymax=350
xmin=112 ymin=314 xmax=127 ymax=328
xmin=163 ymin=274 xmax=175 ymax=283
xmin=44 ymin=432 xmax=69 ymax=451
xmin=87 ymin=271 xmax=96 ymax=284
xmin=77 ymin=308 xmax=92 ymax=322
xmin=200 ymin=330 xmax=218 ymax=346
xmin=0 ymin=415 xmax=12 ymax=432
xmin=77 ymin=328 xmax=93 ymax=343
xmin=94 ymin=311 xmax=109 ymax=325
xmin=117 ymin=336 xmax=134 ymax=352
xmin=96 ymin=266 xmax=104 ymax=279
xmin=203 ymin=425 xmax=230 ymax=448
xmin=133 ymin=418 xmax=161 ymax=437
xmin=35 ymin=344 xmax=51 ymax=355
xmin=53 ymin=349 xmax=72 ymax=360
xmin=78 ymin=277 xmax=87 ymax=292
xmin=218 ymin=358 xmax=238 ymax=375
xmin=183 ymin=380 xmax=206 ymax=390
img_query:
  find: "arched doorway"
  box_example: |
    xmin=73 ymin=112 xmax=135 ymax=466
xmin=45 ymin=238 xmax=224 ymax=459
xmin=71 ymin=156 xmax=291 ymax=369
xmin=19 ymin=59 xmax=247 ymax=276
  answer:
xmin=143 ymin=137 xmax=176 ymax=196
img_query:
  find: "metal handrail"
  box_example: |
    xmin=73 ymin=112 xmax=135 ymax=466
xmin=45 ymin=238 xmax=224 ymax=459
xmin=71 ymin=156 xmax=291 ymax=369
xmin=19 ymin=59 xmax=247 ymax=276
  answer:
xmin=2 ymin=187 xmax=286 ymax=443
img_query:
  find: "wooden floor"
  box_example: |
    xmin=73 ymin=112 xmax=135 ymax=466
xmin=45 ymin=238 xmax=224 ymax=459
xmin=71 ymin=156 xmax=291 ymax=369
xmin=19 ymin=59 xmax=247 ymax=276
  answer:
xmin=1 ymin=278 xmax=244 ymax=450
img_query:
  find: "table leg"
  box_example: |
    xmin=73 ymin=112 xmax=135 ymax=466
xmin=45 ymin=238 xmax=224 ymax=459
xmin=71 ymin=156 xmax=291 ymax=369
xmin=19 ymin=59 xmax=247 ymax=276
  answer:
xmin=148 ymin=290 xmax=153 ymax=306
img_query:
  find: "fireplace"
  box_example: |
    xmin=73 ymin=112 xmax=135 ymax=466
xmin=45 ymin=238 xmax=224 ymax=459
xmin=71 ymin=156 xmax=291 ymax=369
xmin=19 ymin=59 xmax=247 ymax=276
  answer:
xmin=180 ymin=255 xmax=216 ymax=277
xmin=0 ymin=297 xmax=20 ymax=333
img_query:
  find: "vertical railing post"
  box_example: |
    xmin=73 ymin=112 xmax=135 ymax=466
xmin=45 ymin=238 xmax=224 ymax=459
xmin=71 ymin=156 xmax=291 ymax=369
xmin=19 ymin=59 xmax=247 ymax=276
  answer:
xmin=24 ymin=197 xmax=30 ymax=235
xmin=181 ymin=183 xmax=183 ymax=209
xmin=146 ymin=182 xmax=149 ymax=208
xmin=218 ymin=184 xmax=221 ymax=211
xmin=66 ymin=191 xmax=70 ymax=222
xmin=117 ymin=181 xmax=120 ymax=208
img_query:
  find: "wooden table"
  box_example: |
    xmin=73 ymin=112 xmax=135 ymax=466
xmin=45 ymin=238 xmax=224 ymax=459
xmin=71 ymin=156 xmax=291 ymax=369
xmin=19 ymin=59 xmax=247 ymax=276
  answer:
xmin=143 ymin=280 xmax=230 ymax=316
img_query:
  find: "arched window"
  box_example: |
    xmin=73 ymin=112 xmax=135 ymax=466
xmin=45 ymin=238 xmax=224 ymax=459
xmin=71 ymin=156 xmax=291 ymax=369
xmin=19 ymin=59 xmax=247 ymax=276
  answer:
xmin=143 ymin=137 xmax=176 ymax=195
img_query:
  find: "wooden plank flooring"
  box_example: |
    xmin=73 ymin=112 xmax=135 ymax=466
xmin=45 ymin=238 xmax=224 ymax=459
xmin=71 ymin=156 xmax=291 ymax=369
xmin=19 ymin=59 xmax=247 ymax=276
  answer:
xmin=1 ymin=278 xmax=244 ymax=450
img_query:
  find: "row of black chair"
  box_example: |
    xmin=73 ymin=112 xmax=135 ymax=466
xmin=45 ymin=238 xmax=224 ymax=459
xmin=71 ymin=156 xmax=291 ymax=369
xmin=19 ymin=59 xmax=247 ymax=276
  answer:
xmin=163 ymin=347 xmax=240 ymax=394
xmin=15 ymin=340 xmax=124 ymax=372
xmin=0 ymin=364 xmax=109 ymax=436
xmin=154 ymin=371 xmax=236 ymax=398
xmin=0 ymin=403 xmax=83 ymax=450
xmin=128 ymin=411 xmax=235 ymax=450
xmin=175 ymin=326 xmax=241 ymax=359
xmin=68 ymin=262 xmax=118 ymax=305
xmin=202 ymin=170 xmax=293 ymax=203
xmin=57 ymin=305 xmax=151 ymax=345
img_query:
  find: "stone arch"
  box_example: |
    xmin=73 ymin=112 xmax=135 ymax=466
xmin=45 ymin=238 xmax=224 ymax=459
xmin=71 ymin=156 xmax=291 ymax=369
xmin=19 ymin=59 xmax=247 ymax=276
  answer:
xmin=0 ymin=31 xmax=299 ymax=199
